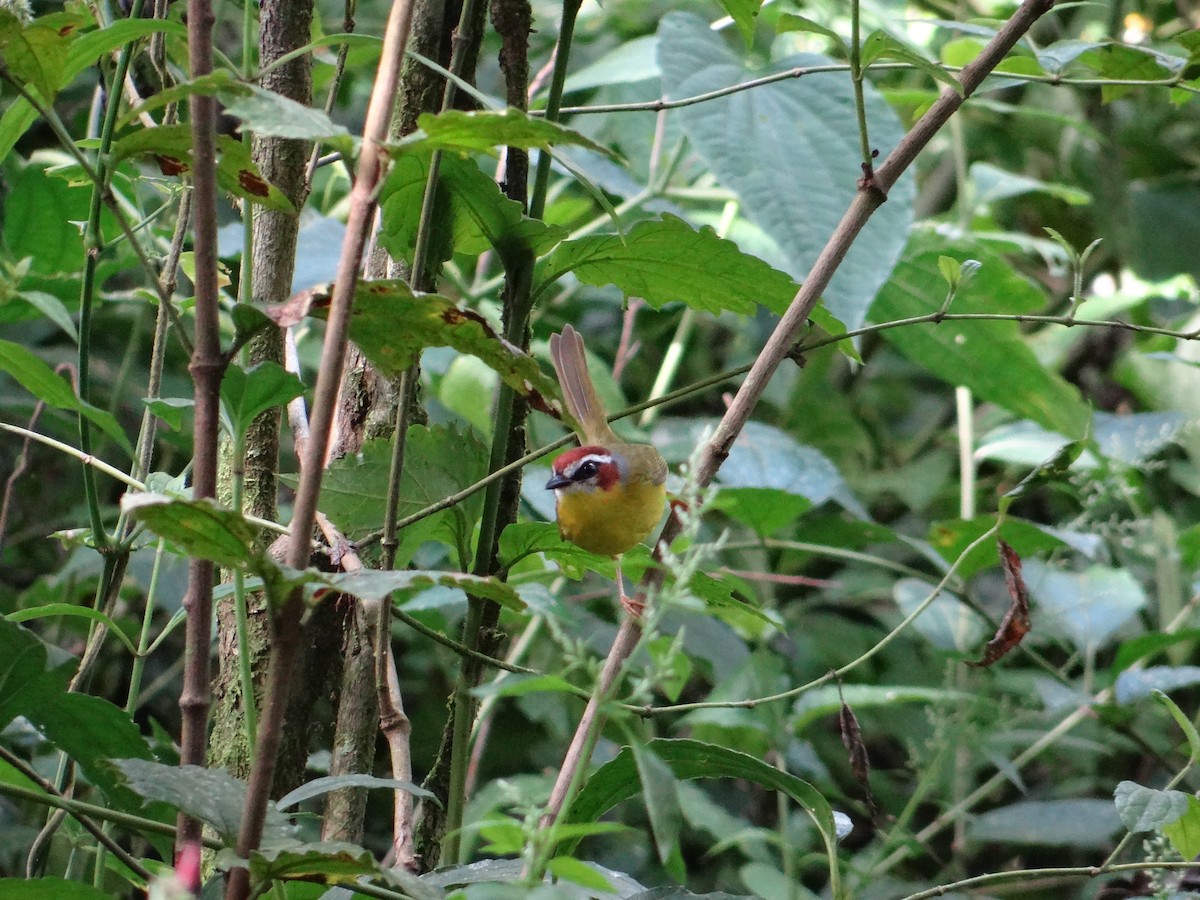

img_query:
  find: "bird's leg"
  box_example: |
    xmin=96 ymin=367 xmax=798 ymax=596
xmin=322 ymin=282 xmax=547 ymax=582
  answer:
xmin=615 ymin=555 xmax=644 ymax=619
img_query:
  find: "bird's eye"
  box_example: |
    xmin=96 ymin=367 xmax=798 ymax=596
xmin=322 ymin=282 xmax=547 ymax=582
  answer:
xmin=574 ymin=460 xmax=599 ymax=480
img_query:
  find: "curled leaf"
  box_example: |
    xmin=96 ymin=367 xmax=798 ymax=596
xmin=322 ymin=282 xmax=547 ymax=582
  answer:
xmin=969 ymin=539 xmax=1031 ymax=667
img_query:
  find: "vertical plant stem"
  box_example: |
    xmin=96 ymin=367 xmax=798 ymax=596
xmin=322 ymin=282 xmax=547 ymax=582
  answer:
xmin=528 ymin=0 xmax=581 ymax=221
xmin=425 ymin=0 xmax=531 ymax=866
xmin=177 ymin=0 xmax=224 ymax=857
xmin=849 ymin=0 xmax=873 ymax=168
xmin=225 ymin=0 xmax=417 ymax=893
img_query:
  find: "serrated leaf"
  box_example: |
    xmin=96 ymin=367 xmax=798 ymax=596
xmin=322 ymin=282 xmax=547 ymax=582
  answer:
xmin=120 ymin=493 xmax=261 ymax=571
xmin=0 ymin=18 xmax=186 ymax=159
xmin=111 ymin=125 xmax=295 ymax=212
xmin=272 ymin=281 xmax=563 ymax=413
xmin=219 ymin=83 xmax=351 ymax=144
xmin=535 ymin=215 xmax=805 ymax=316
xmin=312 ymin=426 xmax=487 ymax=563
xmin=0 ymin=339 xmax=133 ymax=456
xmin=658 ymin=12 xmax=913 ymax=330
xmin=378 ymin=150 xmax=565 ymax=276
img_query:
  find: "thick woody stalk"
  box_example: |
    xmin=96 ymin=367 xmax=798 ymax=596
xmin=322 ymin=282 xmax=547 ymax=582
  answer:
xmin=538 ymin=0 xmax=1058 ymax=838
xmin=224 ymin=0 xmax=417 ymax=895
xmin=176 ymin=0 xmax=223 ymax=856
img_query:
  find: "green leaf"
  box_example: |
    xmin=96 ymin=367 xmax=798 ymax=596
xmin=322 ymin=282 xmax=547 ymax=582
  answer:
xmin=378 ymin=150 xmax=566 ymax=275
xmin=0 ymin=879 xmax=113 ymax=899
xmin=314 ymin=426 xmax=487 ymax=563
xmin=630 ymin=740 xmax=686 ymax=882
xmin=220 ymin=362 xmax=306 ymax=440
xmin=276 ymin=774 xmax=437 ymax=810
xmin=399 ymin=108 xmax=612 ymax=157
xmin=717 ymin=0 xmax=763 ymax=47
xmin=247 ymin=843 xmax=380 ymax=885
xmin=545 ymin=857 xmax=616 ymax=892
xmin=970 ymin=799 xmax=1119 ymax=848
xmin=18 ymin=290 xmax=78 ymax=342
xmin=110 ymin=125 xmax=295 ymax=212
xmin=120 ymin=493 xmax=261 ymax=571
xmin=927 ymin=515 xmax=1066 ymax=580
xmin=114 ymin=759 xmax=290 ymax=845
xmin=657 ymin=12 xmax=913 ymax=330
xmin=871 ymin=245 xmax=1091 ymax=439
xmin=0 ymin=617 xmax=67 ymax=731
xmin=711 ymin=487 xmax=812 ymax=536
xmin=793 ymin=684 xmax=971 ymax=732
xmin=144 ymin=397 xmax=194 ymax=432
xmin=1113 ymin=630 xmax=1200 ymax=673
xmin=0 ymin=339 xmax=133 ymax=456
xmin=1078 ymin=44 xmax=1174 ymax=101
xmin=279 ymin=282 xmax=564 ymax=410
xmin=972 ymin=162 xmax=1091 ymax=207
xmin=218 ymin=83 xmax=351 ymax=144
xmin=1164 ymin=796 xmax=1200 ymax=858
xmin=775 ymin=13 xmax=846 ymax=54
xmin=536 ymin=215 xmax=804 ymax=316
xmin=322 ymin=569 xmax=523 ymax=612
xmin=1024 ymin=560 xmax=1146 ymax=656
xmin=7 ymin=603 xmax=138 ymax=656
xmin=471 ymin=673 xmax=580 ymax=699
xmin=647 ymin=635 xmax=694 ymax=703
xmin=497 ymin=521 xmax=614 ymax=580
xmin=0 ymin=18 xmax=186 ymax=159
xmin=566 ymin=738 xmax=840 ymax=891
xmin=0 ymin=12 xmax=70 ymax=103
xmin=1114 ymin=780 xmax=1191 ymax=832
xmin=861 ymin=30 xmax=964 ymax=95
xmin=1153 ymin=690 xmax=1200 ymax=761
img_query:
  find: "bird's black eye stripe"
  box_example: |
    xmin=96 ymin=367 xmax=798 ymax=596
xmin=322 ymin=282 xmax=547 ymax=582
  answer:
xmin=573 ymin=460 xmax=599 ymax=480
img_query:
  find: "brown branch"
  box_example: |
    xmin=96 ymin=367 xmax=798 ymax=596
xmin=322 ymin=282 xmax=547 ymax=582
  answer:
xmin=177 ymin=0 xmax=223 ymax=857
xmin=538 ymin=0 xmax=1060 ymax=832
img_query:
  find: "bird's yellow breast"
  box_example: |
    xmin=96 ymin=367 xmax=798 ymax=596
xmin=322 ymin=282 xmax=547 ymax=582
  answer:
xmin=555 ymin=478 xmax=667 ymax=557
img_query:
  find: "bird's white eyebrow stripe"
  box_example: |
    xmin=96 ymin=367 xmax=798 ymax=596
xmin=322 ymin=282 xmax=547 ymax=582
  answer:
xmin=567 ymin=453 xmax=613 ymax=475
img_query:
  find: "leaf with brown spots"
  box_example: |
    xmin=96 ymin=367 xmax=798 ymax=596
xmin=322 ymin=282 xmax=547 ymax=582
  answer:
xmin=292 ymin=280 xmax=566 ymax=415
xmin=237 ymin=168 xmax=270 ymax=198
xmin=154 ymin=154 xmax=189 ymax=177
xmin=968 ymin=539 xmax=1031 ymax=668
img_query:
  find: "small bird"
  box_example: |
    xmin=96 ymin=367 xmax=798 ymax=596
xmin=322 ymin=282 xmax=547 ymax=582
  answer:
xmin=546 ymin=325 xmax=667 ymax=616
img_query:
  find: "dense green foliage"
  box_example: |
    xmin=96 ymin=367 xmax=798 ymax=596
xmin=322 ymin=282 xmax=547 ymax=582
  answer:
xmin=3 ymin=0 xmax=1200 ymax=897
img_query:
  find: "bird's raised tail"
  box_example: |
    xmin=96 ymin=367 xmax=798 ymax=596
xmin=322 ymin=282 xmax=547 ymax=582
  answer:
xmin=550 ymin=325 xmax=619 ymax=447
